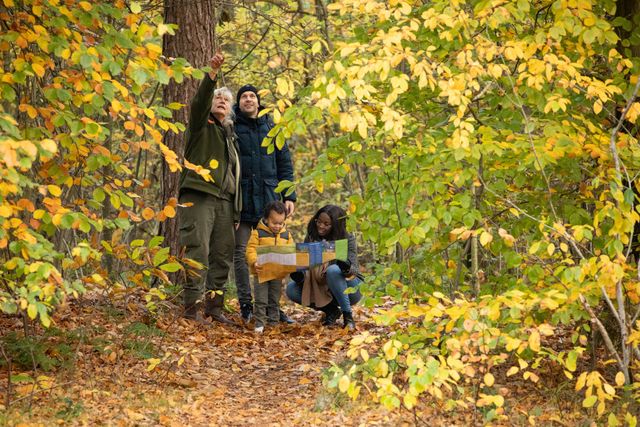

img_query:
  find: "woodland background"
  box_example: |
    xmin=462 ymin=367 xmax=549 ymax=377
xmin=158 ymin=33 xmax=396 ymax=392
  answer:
xmin=1 ymin=0 xmax=640 ymax=425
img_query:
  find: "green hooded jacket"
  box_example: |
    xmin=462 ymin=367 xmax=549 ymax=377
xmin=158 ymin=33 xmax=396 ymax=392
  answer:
xmin=179 ymin=75 xmax=242 ymax=220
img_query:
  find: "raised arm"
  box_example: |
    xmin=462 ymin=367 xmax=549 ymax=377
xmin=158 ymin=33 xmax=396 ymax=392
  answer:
xmin=188 ymin=52 xmax=225 ymax=133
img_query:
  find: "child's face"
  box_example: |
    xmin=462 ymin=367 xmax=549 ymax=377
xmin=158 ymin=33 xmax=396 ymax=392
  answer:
xmin=266 ymin=210 xmax=286 ymax=234
xmin=315 ymin=212 xmax=332 ymax=237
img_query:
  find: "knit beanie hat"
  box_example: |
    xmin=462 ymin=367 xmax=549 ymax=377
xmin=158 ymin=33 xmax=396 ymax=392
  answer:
xmin=236 ymin=84 xmax=260 ymax=106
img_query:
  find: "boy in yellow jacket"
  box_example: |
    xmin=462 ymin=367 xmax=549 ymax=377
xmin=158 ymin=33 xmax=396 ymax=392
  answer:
xmin=246 ymin=201 xmax=294 ymax=333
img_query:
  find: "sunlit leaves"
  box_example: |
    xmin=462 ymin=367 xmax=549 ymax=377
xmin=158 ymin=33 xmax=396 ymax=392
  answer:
xmin=0 ymin=0 xmax=200 ymax=326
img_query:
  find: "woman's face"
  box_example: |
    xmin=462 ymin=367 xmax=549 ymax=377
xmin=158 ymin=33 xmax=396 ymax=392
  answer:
xmin=315 ymin=212 xmax=332 ymax=237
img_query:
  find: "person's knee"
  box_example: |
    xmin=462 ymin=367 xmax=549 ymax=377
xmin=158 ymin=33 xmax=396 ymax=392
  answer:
xmin=349 ymin=292 xmax=362 ymax=306
xmin=326 ymin=264 xmax=342 ymax=279
xmin=233 ymin=244 xmax=247 ymax=259
xmin=285 ymin=282 xmax=300 ymax=303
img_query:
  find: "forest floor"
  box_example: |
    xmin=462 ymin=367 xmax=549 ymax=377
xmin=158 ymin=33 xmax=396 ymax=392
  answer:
xmin=0 ymin=292 xmax=592 ymax=426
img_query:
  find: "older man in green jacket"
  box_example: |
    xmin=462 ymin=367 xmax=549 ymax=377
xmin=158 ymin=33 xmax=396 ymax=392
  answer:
xmin=179 ymin=51 xmax=241 ymax=324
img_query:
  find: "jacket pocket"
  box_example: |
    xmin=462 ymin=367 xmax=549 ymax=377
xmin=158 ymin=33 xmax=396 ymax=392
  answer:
xmin=263 ymin=178 xmax=280 ymax=204
xmin=178 ymin=222 xmax=198 ymax=249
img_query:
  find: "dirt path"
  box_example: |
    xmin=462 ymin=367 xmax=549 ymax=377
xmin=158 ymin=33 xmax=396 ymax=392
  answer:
xmin=1 ymin=301 xmax=407 ymax=426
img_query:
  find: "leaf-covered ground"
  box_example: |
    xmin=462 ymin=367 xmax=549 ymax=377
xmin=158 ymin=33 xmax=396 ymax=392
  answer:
xmin=0 ymin=295 xmax=592 ymax=426
xmin=0 ymin=296 xmax=414 ymax=426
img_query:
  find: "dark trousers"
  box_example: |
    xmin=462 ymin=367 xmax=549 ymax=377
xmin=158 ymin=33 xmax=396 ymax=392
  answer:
xmin=233 ymin=221 xmax=255 ymax=306
xmin=179 ymin=191 xmax=235 ymax=307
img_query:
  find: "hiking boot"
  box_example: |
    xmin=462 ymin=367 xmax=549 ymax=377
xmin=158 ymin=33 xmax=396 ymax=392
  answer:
xmin=183 ymin=303 xmax=210 ymax=324
xmin=204 ymin=293 xmax=236 ymax=326
xmin=279 ymin=310 xmax=295 ymax=324
xmin=184 ymin=303 xmax=199 ymax=320
xmin=342 ymin=311 xmax=356 ymax=330
xmin=321 ymin=302 xmax=341 ymax=327
xmin=240 ymin=302 xmax=253 ymax=323
xmin=207 ymin=308 xmax=236 ymax=325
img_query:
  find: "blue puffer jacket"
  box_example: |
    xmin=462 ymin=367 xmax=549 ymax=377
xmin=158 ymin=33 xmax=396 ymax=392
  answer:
xmin=234 ymin=105 xmax=297 ymax=223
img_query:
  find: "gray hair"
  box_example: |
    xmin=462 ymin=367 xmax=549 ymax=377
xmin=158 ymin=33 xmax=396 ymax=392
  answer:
xmin=214 ymin=86 xmax=235 ymax=133
xmin=214 ymin=87 xmax=234 ymax=120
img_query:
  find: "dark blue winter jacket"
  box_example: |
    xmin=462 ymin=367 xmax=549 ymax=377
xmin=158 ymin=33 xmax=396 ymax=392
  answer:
xmin=233 ymin=105 xmax=297 ymax=224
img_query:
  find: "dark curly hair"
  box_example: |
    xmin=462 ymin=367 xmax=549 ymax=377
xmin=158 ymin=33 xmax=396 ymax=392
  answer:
xmin=263 ymin=200 xmax=287 ymax=220
xmin=306 ymin=204 xmax=348 ymax=242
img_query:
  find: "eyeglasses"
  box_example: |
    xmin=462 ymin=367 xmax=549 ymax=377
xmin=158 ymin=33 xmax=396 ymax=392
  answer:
xmin=315 ymin=219 xmax=332 ymax=228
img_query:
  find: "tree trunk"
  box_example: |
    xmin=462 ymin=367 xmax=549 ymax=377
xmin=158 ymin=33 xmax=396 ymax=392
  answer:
xmin=616 ymin=0 xmax=640 ymax=58
xmin=161 ymin=0 xmax=216 ymax=270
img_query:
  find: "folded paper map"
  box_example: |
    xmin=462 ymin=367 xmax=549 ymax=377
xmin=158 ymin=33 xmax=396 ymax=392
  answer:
xmin=255 ymin=239 xmax=348 ymax=283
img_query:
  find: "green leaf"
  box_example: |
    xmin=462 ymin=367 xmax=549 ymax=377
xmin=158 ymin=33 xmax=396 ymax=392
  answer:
xmin=582 ymin=395 xmax=597 ymax=408
xmin=149 ymin=236 xmax=164 ymax=248
xmin=159 ymin=262 xmax=182 ymax=272
xmin=153 ymin=247 xmax=170 ymax=267
xmin=566 ymin=350 xmax=578 ymax=372
xmin=93 ymin=187 xmax=106 ymax=203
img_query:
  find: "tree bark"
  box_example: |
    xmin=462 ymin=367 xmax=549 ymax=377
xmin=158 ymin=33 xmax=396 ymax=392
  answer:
xmin=161 ymin=0 xmax=216 ymax=269
xmin=616 ymin=0 xmax=640 ymax=58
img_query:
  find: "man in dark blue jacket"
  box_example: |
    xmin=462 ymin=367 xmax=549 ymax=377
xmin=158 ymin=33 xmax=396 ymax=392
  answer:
xmin=233 ymin=84 xmax=297 ymax=323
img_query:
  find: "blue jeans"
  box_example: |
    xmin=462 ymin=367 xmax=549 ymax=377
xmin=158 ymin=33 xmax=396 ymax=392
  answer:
xmin=286 ymin=264 xmax=362 ymax=312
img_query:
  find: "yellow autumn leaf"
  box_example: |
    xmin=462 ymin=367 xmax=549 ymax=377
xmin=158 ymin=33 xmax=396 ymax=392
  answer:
xmin=31 ymin=63 xmax=45 ymax=78
xmin=403 ymin=392 xmax=417 ymax=409
xmin=538 ymin=323 xmax=554 ymax=336
xmin=479 ymin=231 xmax=493 ymax=246
xmin=615 ymin=372 xmax=625 ymax=386
xmin=528 ymin=329 xmax=541 ymax=352
xmin=3 ymin=0 xmax=14 ymax=7
xmin=484 ymin=373 xmax=495 ymax=387
xmin=276 ymin=77 xmax=289 ymax=96
xmin=209 ymin=159 xmax=219 ymax=169
xmin=39 ymin=139 xmax=57 ymax=154
xmin=338 ymin=375 xmax=350 ymax=393
xmin=79 ymin=1 xmax=92 ymax=11
xmin=146 ymin=358 xmax=161 ymax=372
xmin=27 ymin=303 xmax=37 ymax=320
xmin=0 ymin=205 xmax=12 ymax=217
xmin=47 ymin=185 xmax=62 ymax=197
xmin=383 ymin=340 xmax=398 ymax=360
xmin=594 ymin=99 xmax=603 ymax=114
xmin=547 ymin=243 xmax=555 ymax=255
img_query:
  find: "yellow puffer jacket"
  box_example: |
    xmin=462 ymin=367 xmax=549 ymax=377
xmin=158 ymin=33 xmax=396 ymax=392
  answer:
xmin=245 ymin=220 xmax=294 ymax=274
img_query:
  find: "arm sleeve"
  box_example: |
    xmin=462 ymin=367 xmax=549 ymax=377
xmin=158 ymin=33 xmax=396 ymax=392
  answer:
xmin=245 ymin=230 xmax=259 ymax=273
xmin=275 ymin=141 xmax=297 ymax=202
xmin=188 ymin=74 xmax=217 ymax=135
